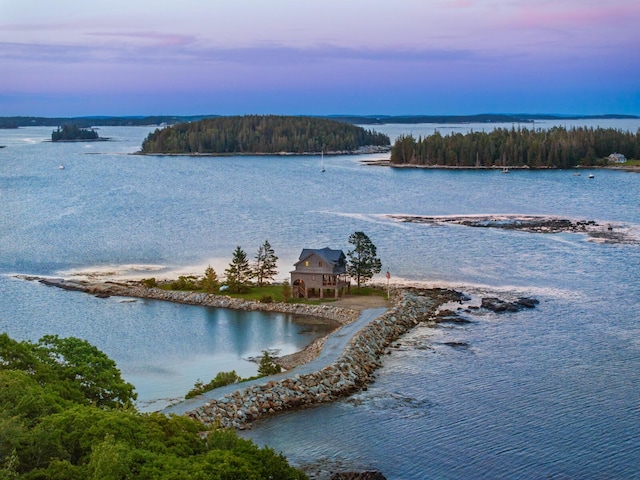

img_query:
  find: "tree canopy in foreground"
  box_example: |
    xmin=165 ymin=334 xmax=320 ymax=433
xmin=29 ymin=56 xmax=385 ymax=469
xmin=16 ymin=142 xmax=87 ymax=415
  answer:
xmin=140 ymin=115 xmax=390 ymax=154
xmin=391 ymin=126 xmax=640 ymax=168
xmin=0 ymin=333 xmax=307 ymax=479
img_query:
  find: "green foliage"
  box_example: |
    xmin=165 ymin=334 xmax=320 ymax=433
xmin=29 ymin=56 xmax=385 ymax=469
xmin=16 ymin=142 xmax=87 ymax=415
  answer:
xmin=140 ymin=277 xmax=157 ymax=288
xmin=0 ymin=333 xmax=136 ymax=410
xmin=253 ymin=240 xmax=278 ymax=287
xmin=390 ymin=126 xmax=640 ymax=168
xmin=199 ymin=265 xmax=220 ymax=293
xmin=140 ymin=115 xmax=390 ymax=154
xmin=170 ymin=275 xmax=198 ymax=291
xmin=346 ymin=231 xmax=382 ymax=289
xmin=224 ymin=246 xmax=252 ymax=293
xmin=0 ymin=334 xmax=308 ymax=479
xmin=185 ymin=371 xmax=241 ymax=399
xmin=257 ymin=351 xmax=282 ymax=377
xmin=259 ymin=295 xmax=274 ymax=304
xmin=51 ymin=124 xmax=99 ymax=141
xmin=281 ymin=280 xmax=292 ymax=302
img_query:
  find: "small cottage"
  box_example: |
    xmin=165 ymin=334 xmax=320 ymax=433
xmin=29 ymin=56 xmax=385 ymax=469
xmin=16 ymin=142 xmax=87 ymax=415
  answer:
xmin=608 ymin=153 xmax=627 ymax=163
xmin=290 ymin=247 xmax=351 ymax=299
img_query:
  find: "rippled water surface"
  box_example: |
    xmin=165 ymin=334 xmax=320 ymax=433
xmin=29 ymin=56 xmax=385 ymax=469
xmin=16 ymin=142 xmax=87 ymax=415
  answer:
xmin=1 ymin=121 xmax=639 ymax=476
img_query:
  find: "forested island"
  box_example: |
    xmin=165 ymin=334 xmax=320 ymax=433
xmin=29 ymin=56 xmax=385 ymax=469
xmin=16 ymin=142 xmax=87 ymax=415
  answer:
xmin=390 ymin=126 xmax=640 ymax=168
xmin=51 ymin=124 xmax=106 ymax=142
xmin=139 ymin=115 xmax=390 ymax=154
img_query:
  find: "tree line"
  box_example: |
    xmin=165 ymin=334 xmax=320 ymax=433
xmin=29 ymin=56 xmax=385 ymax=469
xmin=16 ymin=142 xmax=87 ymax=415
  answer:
xmin=390 ymin=126 xmax=640 ymax=168
xmin=145 ymin=232 xmax=383 ymax=296
xmin=139 ymin=115 xmax=390 ymax=154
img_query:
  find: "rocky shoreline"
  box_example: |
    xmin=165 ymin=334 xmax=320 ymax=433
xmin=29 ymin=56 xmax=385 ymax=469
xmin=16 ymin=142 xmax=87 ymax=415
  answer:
xmin=182 ymin=288 xmax=462 ymax=429
xmin=23 ymin=276 xmax=539 ymax=478
xmin=32 ymin=277 xmax=359 ymax=326
xmin=387 ymin=214 xmax=637 ymax=244
xmin=26 ymin=277 xmax=538 ymax=432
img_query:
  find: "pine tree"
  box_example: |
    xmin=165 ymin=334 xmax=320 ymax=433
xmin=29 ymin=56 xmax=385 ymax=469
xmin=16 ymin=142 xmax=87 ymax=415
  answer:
xmin=199 ymin=265 xmax=220 ymax=293
xmin=253 ymin=240 xmax=278 ymax=286
xmin=257 ymin=350 xmax=281 ymax=376
xmin=346 ymin=231 xmax=382 ymax=289
xmin=224 ymin=246 xmax=252 ymax=293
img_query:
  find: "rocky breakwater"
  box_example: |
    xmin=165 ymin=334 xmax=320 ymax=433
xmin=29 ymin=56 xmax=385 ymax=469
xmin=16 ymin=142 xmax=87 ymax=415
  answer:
xmin=34 ymin=278 xmax=359 ymax=325
xmin=187 ymin=288 xmax=460 ymax=429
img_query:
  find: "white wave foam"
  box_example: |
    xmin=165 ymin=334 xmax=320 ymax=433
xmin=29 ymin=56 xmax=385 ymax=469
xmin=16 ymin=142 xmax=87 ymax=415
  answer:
xmin=369 ymin=276 xmax=584 ymax=301
xmin=56 ymin=264 xmax=167 ymax=281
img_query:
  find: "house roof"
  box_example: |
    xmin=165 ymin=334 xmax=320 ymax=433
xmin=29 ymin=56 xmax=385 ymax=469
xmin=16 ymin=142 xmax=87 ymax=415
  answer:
xmin=295 ymin=247 xmax=345 ymax=267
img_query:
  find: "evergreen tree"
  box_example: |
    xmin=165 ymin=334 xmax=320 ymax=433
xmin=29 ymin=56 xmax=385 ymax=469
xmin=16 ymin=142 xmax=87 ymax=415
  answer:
xmin=257 ymin=351 xmax=281 ymax=376
xmin=253 ymin=240 xmax=278 ymax=286
xmin=199 ymin=265 xmax=220 ymax=293
xmin=224 ymin=246 xmax=252 ymax=293
xmin=346 ymin=231 xmax=382 ymax=289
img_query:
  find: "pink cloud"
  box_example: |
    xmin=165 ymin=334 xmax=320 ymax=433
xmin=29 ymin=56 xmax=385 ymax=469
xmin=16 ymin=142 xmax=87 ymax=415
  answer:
xmin=509 ymin=3 xmax=640 ymax=30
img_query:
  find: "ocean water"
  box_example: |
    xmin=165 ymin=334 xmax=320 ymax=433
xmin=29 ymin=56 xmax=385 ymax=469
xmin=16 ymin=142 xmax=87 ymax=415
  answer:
xmin=1 ymin=121 xmax=639 ymax=477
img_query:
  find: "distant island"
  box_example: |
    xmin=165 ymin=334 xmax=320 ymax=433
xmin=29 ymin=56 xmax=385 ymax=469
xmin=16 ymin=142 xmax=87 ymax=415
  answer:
xmin=328 ymin=113 xmax=640 ymax=125
xmin=390 ymin=126 xmax=639 ymax=168
xmin=139 ymin=115 xmax=390 ymax=155
xmin=2 ymin=113 xmax=637 ymax=130
xmin=51 ymin=124 xmax=108 ymax=142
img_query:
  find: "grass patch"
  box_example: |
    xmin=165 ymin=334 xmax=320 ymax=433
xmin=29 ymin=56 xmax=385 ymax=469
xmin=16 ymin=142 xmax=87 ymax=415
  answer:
xmin=153 ymin=281 xmax=387 ymax=304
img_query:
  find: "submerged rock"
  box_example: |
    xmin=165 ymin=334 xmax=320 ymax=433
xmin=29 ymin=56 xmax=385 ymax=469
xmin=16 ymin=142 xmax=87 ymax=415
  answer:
xmin=330 ymin=471 xmax=387 ymax=480
xmin=481 ymin=296 xmax=539 ymax=313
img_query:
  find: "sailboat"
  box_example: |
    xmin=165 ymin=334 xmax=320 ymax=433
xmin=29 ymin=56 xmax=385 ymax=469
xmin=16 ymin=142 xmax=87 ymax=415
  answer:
xmin=321 ymin=149 xmax=325 ymax=172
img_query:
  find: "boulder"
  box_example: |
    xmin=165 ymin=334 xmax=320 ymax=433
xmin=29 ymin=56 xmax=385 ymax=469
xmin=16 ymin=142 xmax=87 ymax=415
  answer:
xmin=330 ymin=471 xmax=387 ymax=480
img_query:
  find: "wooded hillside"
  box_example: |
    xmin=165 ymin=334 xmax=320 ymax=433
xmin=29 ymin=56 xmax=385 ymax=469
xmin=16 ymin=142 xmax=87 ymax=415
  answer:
xmin=390 ymin=126 xmax=640 ymax=168
xmin=140 ymin=115 xmax=390 ymax=154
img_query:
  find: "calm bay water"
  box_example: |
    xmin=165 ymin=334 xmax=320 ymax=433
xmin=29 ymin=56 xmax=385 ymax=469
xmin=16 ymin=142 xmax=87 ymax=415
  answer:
xmin=1 ymin=120 xmax=639 ymax=477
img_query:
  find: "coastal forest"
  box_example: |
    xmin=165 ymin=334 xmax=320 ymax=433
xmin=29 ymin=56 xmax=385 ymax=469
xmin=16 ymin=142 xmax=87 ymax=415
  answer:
xmin=140 ymin=115 xmax=390 ymax=154
xmin=390 ymin=126 xmax=640 ymax=168
xmin=0 ymin=333 xmax=307 ymax=479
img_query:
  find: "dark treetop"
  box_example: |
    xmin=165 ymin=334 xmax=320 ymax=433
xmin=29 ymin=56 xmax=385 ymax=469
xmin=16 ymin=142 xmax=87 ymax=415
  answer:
xmin=51 ymin=124 xmax=101 ymax=142
xmin=139 ymin=115 xmax=390 ymax=154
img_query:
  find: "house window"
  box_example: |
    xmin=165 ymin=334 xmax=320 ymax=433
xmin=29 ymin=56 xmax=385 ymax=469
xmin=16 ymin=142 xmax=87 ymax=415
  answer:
xmin=305 ymin=261 xmax=309 ymax=267
xmin=319 ymin=261 xmax=323 ymax=267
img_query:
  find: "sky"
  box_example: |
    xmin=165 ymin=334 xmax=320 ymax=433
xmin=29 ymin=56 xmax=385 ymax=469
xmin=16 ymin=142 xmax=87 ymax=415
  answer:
xmin=1 ymin=0 xmax=639 ymax=116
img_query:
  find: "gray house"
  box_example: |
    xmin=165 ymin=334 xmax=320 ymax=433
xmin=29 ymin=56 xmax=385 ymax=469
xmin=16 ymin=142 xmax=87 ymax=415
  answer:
xmin=608 ymin=153 xmax=627 ymax=163
xmin=290 ymin=247 xmax=351 ymax=299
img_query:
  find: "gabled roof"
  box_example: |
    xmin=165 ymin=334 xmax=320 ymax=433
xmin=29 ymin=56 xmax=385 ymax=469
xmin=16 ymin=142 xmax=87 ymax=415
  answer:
xmin=297 ymin=247 xmax=344 ymax=265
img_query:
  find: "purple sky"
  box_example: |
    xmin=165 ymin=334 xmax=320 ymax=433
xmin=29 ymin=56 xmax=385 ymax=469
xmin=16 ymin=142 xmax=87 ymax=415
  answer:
xmin=1 ymin=0 xmax=639 ymax=116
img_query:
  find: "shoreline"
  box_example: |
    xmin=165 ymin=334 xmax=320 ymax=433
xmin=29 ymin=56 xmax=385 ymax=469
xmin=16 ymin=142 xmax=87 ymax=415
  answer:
xmin=386 ymin=213 xmax=639 ymax=244
xmin=361 ymin=158 xmax=640 ymax=171
xmin=21 ymin=276 xmax=538 ymax=430
xmin=133 ymin=145 xmax=391 ymax=157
